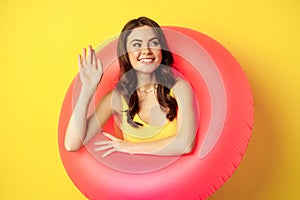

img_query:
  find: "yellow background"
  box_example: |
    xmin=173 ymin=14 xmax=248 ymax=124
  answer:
xmin=0 ymin=0 xmax=299 ymax=199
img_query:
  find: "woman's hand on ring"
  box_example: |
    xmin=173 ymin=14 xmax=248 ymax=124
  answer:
xmin=94 ymin=132 xmax=134 ymax=157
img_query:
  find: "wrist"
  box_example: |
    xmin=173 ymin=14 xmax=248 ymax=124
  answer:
xmin=81 ymin=84 xmax=97 ymax=95
xmin=77 ymin=86 xmax=96 ymax=104
xmin=128 ymin=142 xmax=144 ymax=155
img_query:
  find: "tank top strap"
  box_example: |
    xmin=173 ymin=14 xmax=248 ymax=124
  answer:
xmin=170 ymin=88 xmax=175 ymax=97
xmin=120 ymin=95 xmax=129 ymax=110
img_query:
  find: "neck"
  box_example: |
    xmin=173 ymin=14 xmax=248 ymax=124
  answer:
xmin=136 ymin=72 xmax=156 ymax=90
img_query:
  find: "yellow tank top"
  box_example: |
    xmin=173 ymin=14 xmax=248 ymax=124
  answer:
xmin=118 ymin=92 xmax=177 ymax=143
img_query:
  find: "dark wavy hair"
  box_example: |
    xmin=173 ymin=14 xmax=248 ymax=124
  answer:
xmin=116 ymin=16 xmax=178 ymax=127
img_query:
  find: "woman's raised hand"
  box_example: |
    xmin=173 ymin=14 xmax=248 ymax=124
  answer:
xmin=78 ymin=45 xmax=103 ymax=93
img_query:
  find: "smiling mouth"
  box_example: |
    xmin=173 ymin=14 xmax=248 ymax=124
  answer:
xmin=138 ymin=58 xmax=155 ymax=63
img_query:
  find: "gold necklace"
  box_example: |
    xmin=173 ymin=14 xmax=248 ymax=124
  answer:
xmin=137 ymin=85 xmax=158 ymax=94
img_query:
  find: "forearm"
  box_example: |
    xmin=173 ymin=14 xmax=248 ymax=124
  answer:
xmin=130 ymin=135 xmax=194 ymax=156
xmin=128 ymin=120 xmax=196 ymax=156
xmin=65 ymin=87 xmax=94 ymax=151
xmin=96 ymin=130 xmax=195 ymax=157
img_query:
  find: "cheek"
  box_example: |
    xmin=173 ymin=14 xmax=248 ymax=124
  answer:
xmin=127 ymin=51 xmax=140 ymax=68
xmin=128 ymin=51 xmax=139 ymax=62
xmin=154 ymin=50 xmax=162 ymax=62
xmin=128 ymin=51 xmax=139 ymax=58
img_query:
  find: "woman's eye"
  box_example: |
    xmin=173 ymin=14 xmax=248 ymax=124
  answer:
xmin=150 ymin=40 xmax=160 ymax=47
xmin=132 ymin=43 xmax=142 ymax=48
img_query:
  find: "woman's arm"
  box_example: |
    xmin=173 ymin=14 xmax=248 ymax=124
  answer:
xmin=64 ymin=45 xmax=112 ymax=151
xmin=94 ymin=78 xmax=197 ymax=157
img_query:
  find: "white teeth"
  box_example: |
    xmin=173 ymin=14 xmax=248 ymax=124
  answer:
xmin=140 ymin=58 xmax=153 ymax=63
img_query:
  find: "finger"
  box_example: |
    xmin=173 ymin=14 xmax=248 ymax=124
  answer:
xmin=94 ymin=144 xmax=115 ymax=152
xmin=87 ymin=45 xmax=92 ymax=65
xmin=103 ymin=132 xmax=119 ymax=141
xmin=78 ymin=54 xmax=82 ymax=69
xmin=82 ymin=48 xmax=86 ymax=65
xmin=102 ymin=148 xmax=116 ymax=157
xmin=94 ymin=140 xmax=111 ymax=145
xmin=92 ymin=49 xmax=97 ymax=66
xmin=97 ymin=58 xmax=103 ymax=74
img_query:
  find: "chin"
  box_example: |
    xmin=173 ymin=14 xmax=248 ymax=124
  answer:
xmin=134 ymin=63 xmax=160 ymax=73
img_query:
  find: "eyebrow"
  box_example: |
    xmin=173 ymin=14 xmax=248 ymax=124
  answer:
xmin=129 ymin=37 xmax=159 ymax=44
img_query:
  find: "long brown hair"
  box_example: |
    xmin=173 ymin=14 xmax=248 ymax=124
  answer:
xmin=116 ymin=16 xmax=177 ymax=127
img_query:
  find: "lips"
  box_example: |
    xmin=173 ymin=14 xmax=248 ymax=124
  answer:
xmin=138 ymin=57 xmax=155 ymax=63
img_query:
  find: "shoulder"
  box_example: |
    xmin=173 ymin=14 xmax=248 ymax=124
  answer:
xmin=172 ymin=78 xmax=195 ymax=115
xmin=172 ymin=77 xmax=193 ymax=98
xmin=96 ymin=89 xmax=123 ymax=113
xmin=111 ymin=89 xmax=124 ymax=112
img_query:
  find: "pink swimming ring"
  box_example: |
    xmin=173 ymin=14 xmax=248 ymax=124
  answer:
xmin=58 ymin=26 xmax=254 ymax=200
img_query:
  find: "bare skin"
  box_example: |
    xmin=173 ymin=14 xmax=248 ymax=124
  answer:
xmin=65 ymin=26 xmax=196 ymax=157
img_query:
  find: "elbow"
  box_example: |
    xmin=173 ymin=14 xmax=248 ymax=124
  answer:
xmin=181 ymin=145 xmax=193 ymax=155
xmin=162 ymin=136 xmax=196 ymax=156
xmin=181 ymin=139 xmax=196 ymax=155
xmin=65 ymin=145 xmax=78 ymax=152
xmin=64 ymin=140 xmax=82 ymax=152
xmin=166 ymin=145 xmax=192 ymax=156
xmin=64 ymin=131 xmax=84 ymax=152
xmin=183 ymin=147 xmax=192 ymax=154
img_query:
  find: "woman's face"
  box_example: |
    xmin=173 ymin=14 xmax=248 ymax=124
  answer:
xmin=126 ymin=25 xmax=162 ymax=74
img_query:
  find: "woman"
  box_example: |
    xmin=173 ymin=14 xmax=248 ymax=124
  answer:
xmin=64 ymin=17 xmax=196 ymax=157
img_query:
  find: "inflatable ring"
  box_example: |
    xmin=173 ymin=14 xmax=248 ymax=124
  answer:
xmin=58 ymin=26 xmax=254 ymax=200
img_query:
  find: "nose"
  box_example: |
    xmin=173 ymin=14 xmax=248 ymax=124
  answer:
xmin=141 ymin=46 xmax=152 ymax=54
